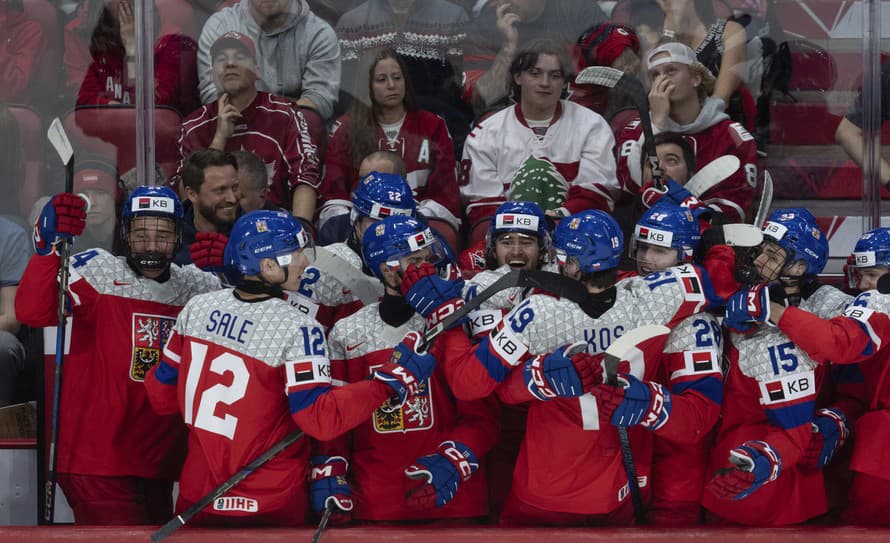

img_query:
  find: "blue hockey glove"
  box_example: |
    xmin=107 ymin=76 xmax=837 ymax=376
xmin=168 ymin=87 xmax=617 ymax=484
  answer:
xmin=405 ymin=440 xmax=479 ymax=509
xmin=707 ymin=440 xmax=781 ymax=500
xmin=524 ymin=342 xmax=600 ymax=400
xmin=308 ymin=456 xmax=353 ymax=515
xmin=724 ymin=284 xmax=771 ymax=334
xmin=802 ymin=408 xmax=849 ymax=470
xmin=401 ymin=263 xmax=466 ymax=328
xmin=595 ymin=373 xmax=672 ymax=429
xmin=373 ymin=331 xmax=437 ymax=404
xmin=34 ymin=193 xmax=87 ymax=256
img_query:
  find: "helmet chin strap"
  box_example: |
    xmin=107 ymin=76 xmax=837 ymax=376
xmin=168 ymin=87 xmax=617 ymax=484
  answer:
xmin=127 ymin=253 xmax=172 ymax=281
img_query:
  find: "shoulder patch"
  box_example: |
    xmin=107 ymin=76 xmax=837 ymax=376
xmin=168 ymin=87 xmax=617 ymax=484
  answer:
xmin=729 ymin=122 xmax=754 ymax=143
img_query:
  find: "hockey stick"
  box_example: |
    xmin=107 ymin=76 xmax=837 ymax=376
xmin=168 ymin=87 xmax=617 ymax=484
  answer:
xmin=151 ymin=269 xmax=583 ymax=541
xmin=310 ymin=502 xmax=334 ymax=543
xmin=684 ymin=155 xmax=740 ymax=197
xmin=602 ymin=324 xmax=672 ymax=526
xmin=753 ymin=170 xmax=773 ymax=227
xmin=575 ymin=66 xmax=663 ymax=189
xmin=43 ymin=118 xmax=75 ymax=525
xmin=311 ymin=246 xmax=383 ymax=305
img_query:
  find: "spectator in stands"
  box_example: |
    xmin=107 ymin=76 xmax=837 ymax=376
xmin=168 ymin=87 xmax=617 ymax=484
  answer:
xmin=317 ymin=150 xmax=407 ymax=245
xmin=657 ymin=0 xmax=750 ymax=127
xmin=0 ymin=215 xmax=28 ymax=408
xmin=0 ymin=0 xmax=46 ymax=105
xmin=834 ymin=59 xmax=890 ymax=189
xmin=177 ymin=32 xmax=320 ymax=226
xmin=463 ymin=0 xmax=607 ymax=116
xmin=198 ymin=0 xmax=339 ymax=123
xmin=641 ymin=132 xmax=697 ymax=186
xmin=335 ymin=0 xmax=473 ymax=148
xmin=460 ymin=40 xmax=620 ymax=228
xmin=175 ymin=148 xmax=241 ymax=265
xmin=320 ymin=48 xmax=460 ymax=236
xmin=232 ymin=149 xmax=276 ymax=213
xmin=73 ymin=0 xmax=200 ymax=116
xmin=0 ymin=104 xmax=29 ymax=227
xmin=614 ymin=42 xmax=757 ymax=222
xmin=72 ymin=158 xmax=122 ymax=254
xmin=568 ymin=21 xmax=642 ymax=119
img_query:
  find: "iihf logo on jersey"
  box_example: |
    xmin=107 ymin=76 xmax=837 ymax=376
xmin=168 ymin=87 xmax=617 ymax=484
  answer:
xmin=370 ymin=364 xmax=434 ymax=434
xmin=129 ymin=313 xmax=175 ymax=382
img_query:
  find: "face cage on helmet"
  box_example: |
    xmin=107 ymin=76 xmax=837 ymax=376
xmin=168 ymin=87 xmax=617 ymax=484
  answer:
xmin=123 ymin=214 xmax=183 ymax=273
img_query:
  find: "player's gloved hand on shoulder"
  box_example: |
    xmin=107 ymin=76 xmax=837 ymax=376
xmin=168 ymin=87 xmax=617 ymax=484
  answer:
xmin=34 ymin=193 xmax=87 ymax=256
xmin=524 ymin=342 xmax=600 ymax=400
xmin=405 ymin=440 xmax=479 ymax=509
xmin=707 ymin=440 xmax=781 ymax=500
xmin=190 ymin=231 xmax=228 ymax=272
xmin=309 ymin=455 xmax=353 ymax=521
xmin=641 ymin=179 xmax=706 ymax=213
xmin=373 ymin=331 xmax=437 ymax=404
xmin=802 ymin=408 xmax=849 ymax=470
xmin=724 ymin=283 xmax=772 ymax=334
xmin=400 ymin=262 xmax=466 ymax=329
xmin=595 ymin=373 xmax=671 ymax=429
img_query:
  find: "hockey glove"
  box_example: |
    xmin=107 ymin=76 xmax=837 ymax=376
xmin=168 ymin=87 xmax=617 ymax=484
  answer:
xmin=724 ymin=284 xmax=771 ymax=334
xmin=34 ymin=193 xmax=87 ymax=256
xmin=309 ymin=455 xmax=353 ymax=516
xmin=524 ymin=342 xmax=600 ymax=400
xmin=802 ymin=408 xmax=849 ymax=470
xmin=405 ymin=440 xmax=479 ymax=510
xmin=373 ymin=331 xmax=437 ymax=404
xmin=190 ymin=231 xmax=228 ymax=272
xmin=707 ymin=440 xmax=781 ymax=500
xmin=641 ymin=179 xmax=708 ymax=216
xmin=401 ymin=262 xmax=466 ymax=328
xmin=595 ymin=373 xmax=672 ymax=429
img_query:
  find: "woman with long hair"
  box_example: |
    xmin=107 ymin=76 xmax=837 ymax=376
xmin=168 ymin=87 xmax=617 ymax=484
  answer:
xmin=319 ymin=48 xmax=460 ymax=235
xmin=72 ymin=0 xmax=199 ymax=115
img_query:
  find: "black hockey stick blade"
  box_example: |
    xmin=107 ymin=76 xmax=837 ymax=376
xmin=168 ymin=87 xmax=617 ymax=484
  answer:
xmin=151 ymin=428 xmax=306 ymax=542
xmin=420 ymin=270 xmax=585 ymax=350
xmin=311 ymin=503 xmax=335 ymax=543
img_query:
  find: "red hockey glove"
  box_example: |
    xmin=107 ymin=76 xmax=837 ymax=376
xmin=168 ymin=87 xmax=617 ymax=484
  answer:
xmin=523 ymin=343 xmax=601 ymax=400
xmin=724 ymin=283 xmax=772 ymax=334
xmin=802 ymin=408 xmax=849 ymax=470
xmin=594 ymin=373 xmax=672 ymax=429
xmin=707 ymin=440 xmax=781 ymax=500
xmin=309 ymin=455 xmax=353 ymax=520
xmin=373 ymin=331 xmax=437 ymax=404
xmin=405 ymin=440 xmax=479 ymax=510
xmin=401 ymin=263 xmax=466 ymax=329
xmin=33 ymin=193 xmax=87 ymax=256
xmin=190 ymin=231 xmax=228 ymax=272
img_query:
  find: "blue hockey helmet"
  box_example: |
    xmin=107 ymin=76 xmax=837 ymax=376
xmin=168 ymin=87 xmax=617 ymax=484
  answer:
xmin=350 ymin=171 xmax=416 ymax=224
xmin=224 ymin=210 xmax=314 ymax=278
xmin=362 ymin=216 xmax=447 ymax=279
xmin=121 ymin=185 xmax=184 ymax=273
xmin=851 ymin=227 xmax=890 ymax=269
xmin=552 ymin=210 xmax=623 ymax=274
xmin=486 ymin=200 xmax=551 ymax=250
xmin=631 ymin=202 xmax=701 ymax=262
xmin=762 ymin=207 xmax=828 ymax=276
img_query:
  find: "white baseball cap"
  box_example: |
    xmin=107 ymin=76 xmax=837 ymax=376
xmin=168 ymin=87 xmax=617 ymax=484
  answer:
xmin=646 ymin=42 xmax=699 ymax=71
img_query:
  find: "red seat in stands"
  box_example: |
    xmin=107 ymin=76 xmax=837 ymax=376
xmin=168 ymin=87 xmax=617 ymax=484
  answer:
xmin=7 ymin=105 xmax=44 ymax=216
xmin=62 ymin=105 xmax=183 ymax=181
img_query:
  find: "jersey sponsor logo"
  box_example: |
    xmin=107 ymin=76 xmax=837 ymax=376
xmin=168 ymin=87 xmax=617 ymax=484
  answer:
xmin=467 ymin=309 xmax=502 ymax=337
xmin=129 ymin=313 xmax=175 ymax=382
xmin=759 ymin=370 xmax=815 ymax=405
xmin=285 ymin=356 xmax=331 ymax=387
xmin=132 ymin=196 xmax=175 ymax=213
xmin=370 ymin=363 xmax=434 ymax=434
xmin=672 ymin=349 xmax=720 ymax=380
xmin=285 ymin=292 xmax=319 ymax=320
xmin=674 ymin=264 xmax=705 ymax=306
xmin=496 ymin=213 xmax=540 ymax=231
xmin=213 ymin=496 xmax=258 ymax=512
xmin=489 ymin=321 xmax=529 ymax=367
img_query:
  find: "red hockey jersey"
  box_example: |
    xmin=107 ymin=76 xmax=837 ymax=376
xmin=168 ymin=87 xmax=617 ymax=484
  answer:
xmin=15 ymin=249 xmax=219 ymax=479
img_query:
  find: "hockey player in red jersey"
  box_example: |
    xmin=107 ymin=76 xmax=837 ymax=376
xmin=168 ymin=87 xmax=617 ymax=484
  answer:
xmin=318 ymin=216 xmax=499 ymax=522
xmin=284 ymin=171 xmax=417 ymax=330
xmin=409 ymin=210 xmax=723 ymax=524
xmin=739 ymin=227 xmax=890 ymax=525
xmin=626 ymin=203 xmax=723 ymax=525
xmin=144 ymin=210 xmax=440 ymax=526
xmin=614 ymin=42 xmax=757 ymax=222
xmin=15 ymin=186 xmax=221 ymax=525
xmin=703 ymin=208 xmax=862 ymax=525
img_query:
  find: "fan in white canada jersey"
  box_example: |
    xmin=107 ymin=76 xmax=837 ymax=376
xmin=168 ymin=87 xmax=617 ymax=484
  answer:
xmin=16 ymin=186 xmax=222 ymax=525
xmin=317 ymin=215 xmax=499 ymax=523
xmin=282 ymin=171 xmax=418 ymax=329
xmin=144 ymin=210 xmax=439 ymax=526
xmin=703 ymin=207 xmax=863 ymax=526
